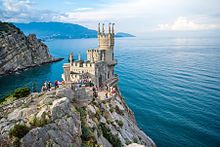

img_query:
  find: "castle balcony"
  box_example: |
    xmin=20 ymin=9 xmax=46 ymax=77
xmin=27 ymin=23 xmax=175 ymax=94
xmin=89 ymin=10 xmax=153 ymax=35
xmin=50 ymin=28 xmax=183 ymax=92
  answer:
xmin=105 ymin=75 xmax=118 ymax=88
xmin=108 ymin=59 xmax=117 ymax=66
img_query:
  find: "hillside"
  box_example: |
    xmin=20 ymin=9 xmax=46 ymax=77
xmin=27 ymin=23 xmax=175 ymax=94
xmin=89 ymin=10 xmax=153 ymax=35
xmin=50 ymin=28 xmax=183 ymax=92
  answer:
xmin=0 ymin=22 xmax=62 ymax=75
xmin=0 ymin=85 xmax=155 ymax=147
xmin=14 ymin=22 xmax=135 ymax=40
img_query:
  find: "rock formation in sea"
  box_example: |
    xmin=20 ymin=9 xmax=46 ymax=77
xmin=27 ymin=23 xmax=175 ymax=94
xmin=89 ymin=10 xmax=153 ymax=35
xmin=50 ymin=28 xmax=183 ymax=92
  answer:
xmin=0 ymin=22 xmax=61 ymax=76
xmin=0 ymin=85 xmax=155 ymax=147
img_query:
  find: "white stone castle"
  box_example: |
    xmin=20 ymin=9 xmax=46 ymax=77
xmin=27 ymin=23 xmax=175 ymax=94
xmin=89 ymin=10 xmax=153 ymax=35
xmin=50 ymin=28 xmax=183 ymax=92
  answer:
xmin=62 ymin=23 xmax=118 ymax=89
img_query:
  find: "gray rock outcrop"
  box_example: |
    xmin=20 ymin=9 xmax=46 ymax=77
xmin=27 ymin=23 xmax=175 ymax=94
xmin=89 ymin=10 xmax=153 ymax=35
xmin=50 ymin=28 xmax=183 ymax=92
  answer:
xmin=0 ymin=22 xmax=61 ymax=75
xmin=0 ymin=85 xmax=155 ymax=147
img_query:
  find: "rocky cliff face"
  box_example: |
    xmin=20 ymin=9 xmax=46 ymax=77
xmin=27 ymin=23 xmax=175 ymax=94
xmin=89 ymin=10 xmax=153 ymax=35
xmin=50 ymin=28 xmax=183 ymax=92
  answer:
xmin=0 ymin=22 xmax=57 ymax=75
xmin=0 ymin=85 xmax=155 ymax=147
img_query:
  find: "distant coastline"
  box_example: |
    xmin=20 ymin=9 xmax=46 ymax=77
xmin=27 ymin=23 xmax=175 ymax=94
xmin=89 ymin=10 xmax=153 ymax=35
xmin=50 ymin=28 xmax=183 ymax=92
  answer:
xmin=14 ymin=22 xmax=135 ymax=40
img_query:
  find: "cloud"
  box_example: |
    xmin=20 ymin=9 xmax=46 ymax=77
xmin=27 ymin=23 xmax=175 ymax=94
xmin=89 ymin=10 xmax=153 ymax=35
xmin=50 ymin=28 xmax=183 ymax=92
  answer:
xmin=1 ymin=0 xmax=220 ymax=34
xmin=155 ymin=17 xmax=220 ymax=31
xmin=0 ymin=0 xmax=62 ymax=22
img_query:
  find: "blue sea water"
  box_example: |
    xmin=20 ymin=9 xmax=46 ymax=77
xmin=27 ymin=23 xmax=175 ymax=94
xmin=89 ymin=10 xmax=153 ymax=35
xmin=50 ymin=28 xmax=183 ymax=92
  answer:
xmin=1 ymin=36 xmax=220 ymax=146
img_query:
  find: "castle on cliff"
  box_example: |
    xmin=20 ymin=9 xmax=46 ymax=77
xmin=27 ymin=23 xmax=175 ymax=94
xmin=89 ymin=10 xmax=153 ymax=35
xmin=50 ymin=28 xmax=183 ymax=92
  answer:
xmin=62 ymin=23 xmax=118 ymax=88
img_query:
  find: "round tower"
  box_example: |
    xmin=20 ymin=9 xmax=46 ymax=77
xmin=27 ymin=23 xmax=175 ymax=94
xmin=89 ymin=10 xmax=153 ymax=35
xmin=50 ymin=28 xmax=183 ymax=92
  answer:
xmin=98 ymin=23 xmax=115 ymax=63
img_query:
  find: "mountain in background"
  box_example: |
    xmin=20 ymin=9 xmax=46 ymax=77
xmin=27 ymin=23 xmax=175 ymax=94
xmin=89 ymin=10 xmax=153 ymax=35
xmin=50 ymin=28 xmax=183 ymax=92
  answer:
xmin=14 ymin=22 xmax=135 ymax=40
xmin=114 ymin=32 xmax=135 ymax=37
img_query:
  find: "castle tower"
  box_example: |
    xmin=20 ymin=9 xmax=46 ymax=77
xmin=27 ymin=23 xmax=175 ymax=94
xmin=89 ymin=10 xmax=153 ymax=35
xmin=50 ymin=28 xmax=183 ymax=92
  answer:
xmin=98 ymin=23 xmax=115 ymax=64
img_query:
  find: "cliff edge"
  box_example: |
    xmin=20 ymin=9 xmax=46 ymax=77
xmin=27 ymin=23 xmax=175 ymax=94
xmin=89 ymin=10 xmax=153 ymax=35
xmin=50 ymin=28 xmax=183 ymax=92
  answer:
xmin=0 ymin=85 xmax=155 ymax=147
xmin=0 ymin=22 xmax=61 ymax=76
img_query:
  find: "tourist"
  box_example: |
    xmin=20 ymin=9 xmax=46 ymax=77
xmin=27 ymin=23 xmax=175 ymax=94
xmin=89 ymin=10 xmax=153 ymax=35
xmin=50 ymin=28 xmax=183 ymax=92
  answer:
xmin=105 ymin=93 xmax=108 ymax=99
xmin=41 ymin=83 xmax=47 ymax=92
xmin=89 ymin=80 xmax=91 ymax=87
xmin=112 ymin=87 xmax=116 ymax=95
xmin=61 ymin=80 xmax=65 ymax=85
xmin=47 ymin=81 xmax=52 ymax=91
xmin=54 ymin=80 xmax=59 ymax=89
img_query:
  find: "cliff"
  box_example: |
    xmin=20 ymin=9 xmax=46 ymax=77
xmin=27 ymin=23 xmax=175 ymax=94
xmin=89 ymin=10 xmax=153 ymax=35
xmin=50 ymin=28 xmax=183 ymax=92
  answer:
xmin=0 ymin=85 xmax=155 ymax=147
xmin=0 ymin=22 xmax=61 ymax=75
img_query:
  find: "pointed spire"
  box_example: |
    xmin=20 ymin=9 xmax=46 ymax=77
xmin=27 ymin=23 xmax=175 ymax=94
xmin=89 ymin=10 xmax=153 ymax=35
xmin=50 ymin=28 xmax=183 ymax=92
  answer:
xmin=78 ymin=52 xmax=81 ymax=61
xmin=98 ymin=23 xmax=100 ymax=34
xmin=102 ymin=23 xmax=105 ymax=34
xmin=69 ymin=52 xmax=73 ymax=64
xmin=112 ymin=23 xmax=115 ymax=34
xmin=108 ymin=23 xmax=111 ymax=34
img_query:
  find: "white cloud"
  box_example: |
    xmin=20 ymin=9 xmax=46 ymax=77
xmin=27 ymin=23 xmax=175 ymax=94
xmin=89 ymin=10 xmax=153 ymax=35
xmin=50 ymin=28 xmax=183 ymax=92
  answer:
xmin=155 ymin=17 xmax=220 ymax=31
xmin=2 ymin=0 xmax=32 ymax=13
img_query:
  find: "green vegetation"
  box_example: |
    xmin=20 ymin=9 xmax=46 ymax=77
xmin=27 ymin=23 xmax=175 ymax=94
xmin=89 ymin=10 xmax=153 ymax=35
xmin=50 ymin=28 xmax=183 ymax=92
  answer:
xmin=116 ymin=120 xmax=124 ymax=128
xmin=109 ymin=107 xmax=114 ymax=113
xmin=115 ymin=105 xmax=124 ymax=116
xmin=125 ymin=138 xmax=132 ymax=145
xmin=29 ymin=113 xmax=49 ymax=127
xmin=99 ymin=123 xmax=122 ymax=147
xmin=9 ymin=124 xmax=30 ymax=138
xmin=13 ymin=87 xmax=31 ymax=98
xmin=21 ymin=103 xmax=29 ymax=108
xmin=0 ymin=87 xmax=30 ymax=105
xmin=0 ymin=21 xmax=21 ymax=32
xmin=133 ymin=137 xmax=138 ymax=143
xmin=76 ymin=107 xmax=97 ymax=146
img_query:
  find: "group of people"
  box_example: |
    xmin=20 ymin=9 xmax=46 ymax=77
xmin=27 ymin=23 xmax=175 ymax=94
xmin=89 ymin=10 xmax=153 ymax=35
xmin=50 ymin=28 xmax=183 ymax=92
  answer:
xmin=74 ymin=77 xmax=94 ymax=88
xmin=41 ymin=80 xmax=65 ymax=92
xmin=104 ymin=87 xmax=116 ymax=99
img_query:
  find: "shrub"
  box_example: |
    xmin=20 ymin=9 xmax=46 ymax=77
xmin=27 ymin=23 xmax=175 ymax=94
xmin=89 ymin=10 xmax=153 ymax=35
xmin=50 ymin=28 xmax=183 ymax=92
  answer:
xmin=125 ymin=138 xmax=132 ymax=145
xmin=13 ymin=87 xmax=30 ymax=98
xmin=9 ymin=124 xmax=30 ymax=138
xmin=99 ymin=123 xmax=122 ymax=147
xmin=115 ymin=105 xmax=124 ymax=116
xmin=76 ymin=107 xmax=96 ymax=144
xmin=76 ymin=107 xmax=87 ymax=120
xmin=116 ymin=120 xmax=123 ymax=128
xmin=133 ymin=137 xmax=138 ymax=143
xmin=109 ymin=107 xmax=114 ymax=113
xmin=81 ymin=125 xmax=95 ymax=141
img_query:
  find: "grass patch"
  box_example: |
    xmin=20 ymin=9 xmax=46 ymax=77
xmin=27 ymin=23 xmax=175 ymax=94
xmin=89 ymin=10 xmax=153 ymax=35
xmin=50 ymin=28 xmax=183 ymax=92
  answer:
xmin=0 ymin=87 xmax=30 ymax=105
xmin=76 ymin=107 xmax=97 ymax=146
xmin=116 ymin=120 xmax=123 ymax=128
xmin=29 ymin=113 xmax=49 ymax=127
xmin=99 ymin=122 xmax=122 ymax=147
xmin=9 ymin=124 xmax=30 ymax=138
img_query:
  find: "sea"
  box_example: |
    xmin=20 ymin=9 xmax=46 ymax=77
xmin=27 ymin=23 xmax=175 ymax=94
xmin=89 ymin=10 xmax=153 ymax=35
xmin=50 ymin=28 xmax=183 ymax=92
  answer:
xmin=0 ymin=36 xmax=220 ymax=146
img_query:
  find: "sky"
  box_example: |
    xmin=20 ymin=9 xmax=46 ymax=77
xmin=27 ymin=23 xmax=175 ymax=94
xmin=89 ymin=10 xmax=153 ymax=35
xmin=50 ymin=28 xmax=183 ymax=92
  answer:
xmin=0 ymin=0 xmax=220 ymax=35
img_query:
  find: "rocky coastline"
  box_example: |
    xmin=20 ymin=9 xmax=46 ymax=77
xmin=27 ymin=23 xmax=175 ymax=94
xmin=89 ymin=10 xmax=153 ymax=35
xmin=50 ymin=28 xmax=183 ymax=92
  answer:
xmin=0 ymin=22 xmax=62 ymax=76
xmin=0 ymin=84 xmax=155 ymax=147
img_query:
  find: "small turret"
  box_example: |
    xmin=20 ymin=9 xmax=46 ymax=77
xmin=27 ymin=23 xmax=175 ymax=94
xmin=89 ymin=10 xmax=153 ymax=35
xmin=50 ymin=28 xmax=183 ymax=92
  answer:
xmin=112 ymin=23 xmax=115 ymax=34
xmin=69 ymin=52 xmax=73 ymax=64
xmin=102 ymin=23 xmax=105 ymax=35
xmin=98 ymin=23 xmax=100 ymax=34
xmin=108 ymin=23 xmax=111 ymax=34
xmin=78 ymin=52 xmax=81 ymax=60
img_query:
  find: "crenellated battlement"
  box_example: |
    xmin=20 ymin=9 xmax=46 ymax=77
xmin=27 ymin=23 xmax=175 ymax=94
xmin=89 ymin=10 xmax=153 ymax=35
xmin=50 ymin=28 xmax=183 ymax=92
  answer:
xmin=98 ymin=23 xmax=115 ymax=50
